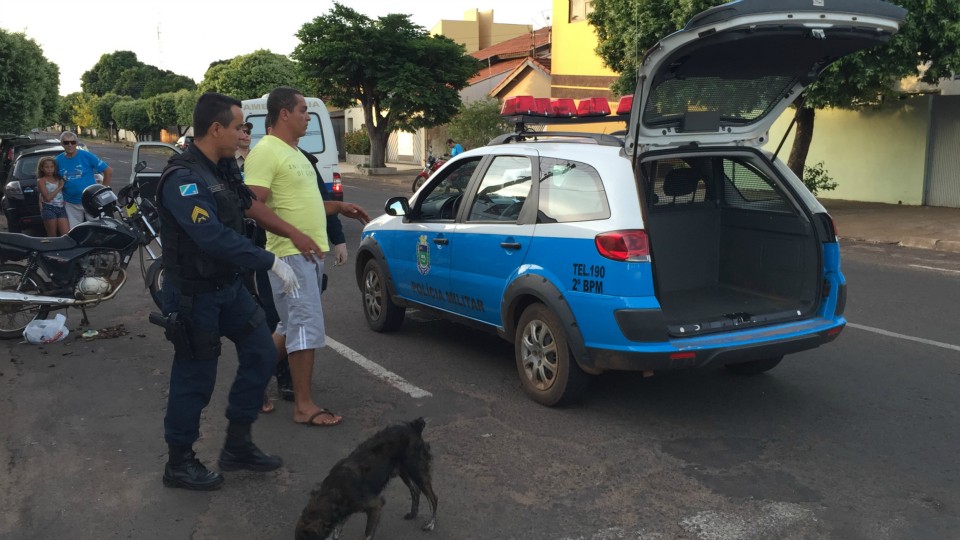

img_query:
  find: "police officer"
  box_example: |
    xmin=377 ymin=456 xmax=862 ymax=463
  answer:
xmin=154 ymin=92 xmax=299 ymax=491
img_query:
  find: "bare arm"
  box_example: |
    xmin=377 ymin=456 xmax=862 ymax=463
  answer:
xmin=323 ymin=200 xmax=370 ymax=225
xmin=100 ymin=166 xmax=113 ymax=187
xmin=37 ymin=180 xmax=52 ymax=203
xmin=245 ymin=186 xmax=323 ymax=262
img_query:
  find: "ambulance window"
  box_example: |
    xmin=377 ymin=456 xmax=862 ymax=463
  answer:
xmin=537 ymin=158 xmax=610 ymax=223
xmin=297 ymin=114 xmax=327 ymax=154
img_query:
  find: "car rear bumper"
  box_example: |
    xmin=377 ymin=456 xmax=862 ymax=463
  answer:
xmin=2 ymin=199 xmax=41 ymax=230
xmin=578 ymin=318 xmax=845 ymax=372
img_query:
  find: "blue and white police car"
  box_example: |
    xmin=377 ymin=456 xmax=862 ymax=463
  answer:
xmin=355 ymin=0 xmax=907 ymax=406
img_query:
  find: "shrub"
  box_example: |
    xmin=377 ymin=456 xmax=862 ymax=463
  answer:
xmin=344 ymin=129 xmax=371 ymax=155
xmin=803 ymin=161 xmax=838 ymax=196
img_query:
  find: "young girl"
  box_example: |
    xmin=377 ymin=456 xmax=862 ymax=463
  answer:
xmin=36 ymin=156 xmax=69 ymax=236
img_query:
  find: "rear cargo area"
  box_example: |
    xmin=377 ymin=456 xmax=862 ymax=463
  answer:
xmin=642 ymin=155 xmax=821 ymax=333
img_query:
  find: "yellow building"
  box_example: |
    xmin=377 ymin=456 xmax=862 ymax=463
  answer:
xmin=430 ymin=9 xmax=532 ymax=54
xmin=549 ymin=0 xmax=618 ymax=100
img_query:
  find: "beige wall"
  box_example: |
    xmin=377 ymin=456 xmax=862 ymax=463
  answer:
xmin=430 ymin=10 xmax=530 ymax=53
xmin=765 ymin=96 xmax=931 ymax=205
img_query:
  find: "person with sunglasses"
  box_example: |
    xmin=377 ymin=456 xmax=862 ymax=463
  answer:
xmin=55 ymin=131 xmax=113 ymax=229
xmin=236 ymin=122 xmax=253 ymax=171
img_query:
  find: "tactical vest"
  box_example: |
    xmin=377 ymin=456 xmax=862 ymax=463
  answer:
xmin=157 ymin=149 xmax=248 ymax=284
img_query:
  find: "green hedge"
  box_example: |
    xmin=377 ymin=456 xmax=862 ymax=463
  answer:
xmin=344 ymin=129 xmax=370 ymax=154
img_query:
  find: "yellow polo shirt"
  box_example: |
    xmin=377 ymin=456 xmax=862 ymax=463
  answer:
xmin=244 ymin=135 xmax=328 ymax=257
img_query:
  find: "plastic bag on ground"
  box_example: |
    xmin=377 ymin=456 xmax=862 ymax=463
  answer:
xmin=23 ymin=314 xmax=69 ymax=344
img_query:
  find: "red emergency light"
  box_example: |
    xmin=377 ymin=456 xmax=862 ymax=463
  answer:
xmin=551 ymin=98 xmax=577 ymax=117
xmin=577 ymin=97 xmax=611 ymax=117
xmin=616 ymin=95 xmax=633 ymax=115
xmin=500 ymin=96 xmax=538 ymax=115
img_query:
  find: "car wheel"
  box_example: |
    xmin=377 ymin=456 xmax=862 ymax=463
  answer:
xmin=515 ymin=303 xmax=590 ymax=406
xmin=724 ymin=356 xmax=783 ymax=376
xmin=362 ymin=258 xmax=405 ymax=332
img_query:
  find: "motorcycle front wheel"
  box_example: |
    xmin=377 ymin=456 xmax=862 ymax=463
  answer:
xmin=147 ymin=259 xmax=164 ymax=310
xmin=412 ymin=174 xmax=428 ymax=193
xmin=0 ymin=264 xmax=52 ymax=339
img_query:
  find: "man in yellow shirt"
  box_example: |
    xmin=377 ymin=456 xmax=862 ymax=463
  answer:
xmin=245 ymin=87 xmax=369 ymax=427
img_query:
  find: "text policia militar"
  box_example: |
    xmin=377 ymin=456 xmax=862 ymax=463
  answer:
xmin=411 ymin=282 xmax=485 ymax=312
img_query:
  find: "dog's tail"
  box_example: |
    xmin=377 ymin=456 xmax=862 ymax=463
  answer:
xmin=409 ymin=417 xmax=426 ymax=434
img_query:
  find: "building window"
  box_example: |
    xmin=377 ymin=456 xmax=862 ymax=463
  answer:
xmin=569 ymin=0 xmax=594 ymax=23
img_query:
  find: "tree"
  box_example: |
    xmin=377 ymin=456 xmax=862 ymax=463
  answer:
xmin=589 ymin=0 xmax=960 ymax=177
xmin=174 ymin=89 xmax=198 ymax=134
xmin=112 ymin=99 xmax=152 ymax=140
xmin=448 ymin=98 xmax=510 ymax=150
xmin=82 ymin=51 xmax=195 ymax=99
xmin=93 ymin=93 xmax=130 ymax=141
xmin=70 ymin=93 xmax=97 ymax=133
xmin=0 ymin=29 xmax=61 ymax=133
xmin=294 ymin=3 xmax=481 ymax=168
xmin=146 ymin=93 xmax=179 ymax=131
xmin=198 ymin=50 xmax=305 ymax=100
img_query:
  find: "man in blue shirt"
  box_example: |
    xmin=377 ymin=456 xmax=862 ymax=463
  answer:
xmin=56 ymin=131 xmax=113 ymax=228
xmin=447 ymin=138 xmax=464 ymax=157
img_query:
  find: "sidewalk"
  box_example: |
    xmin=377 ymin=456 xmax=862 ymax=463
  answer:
xmin=340 ymin=161 xmax=960 ymax=254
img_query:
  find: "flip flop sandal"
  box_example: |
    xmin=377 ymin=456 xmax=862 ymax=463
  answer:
xmin=299 ymin=409 xmax=342 ymax=427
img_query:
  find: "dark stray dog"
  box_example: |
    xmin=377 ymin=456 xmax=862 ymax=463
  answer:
xmin=295 ymin=417 xmax=438 ymax=540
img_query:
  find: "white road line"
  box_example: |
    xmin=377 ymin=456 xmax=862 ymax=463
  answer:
xmin=848 ymin=323 xmax=960 ymax=352
xmin=909 ymin=264 xmax=960 ymax=275
xmin=325 ymin=336 xmax=433 ymax=398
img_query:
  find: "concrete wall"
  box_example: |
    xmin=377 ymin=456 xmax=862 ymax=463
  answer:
xmin=765 ymin=96 xmax=931 ymax=205
xmin=430 ymin=10 xmax=530 ymax=53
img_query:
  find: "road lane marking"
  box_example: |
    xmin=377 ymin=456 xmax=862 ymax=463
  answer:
xmin=848 ymin=323 xmax=960 ymax=352
xmin=909 ymin=264 xmax=960 ymax=275
xmin=325 ymin=336 xmax=433 ymax=398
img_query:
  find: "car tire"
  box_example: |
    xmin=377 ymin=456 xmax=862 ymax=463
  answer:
xmin=515 ymin=303 xmax=590 ymax=406
xmin=362 ymin=258 xmax=405 ymax=332
xmin=724 ymin=356 xmax=783 ymax=376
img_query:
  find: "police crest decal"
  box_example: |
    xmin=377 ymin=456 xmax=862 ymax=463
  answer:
xmin=417 ymin=235 xmax=431 ymax=275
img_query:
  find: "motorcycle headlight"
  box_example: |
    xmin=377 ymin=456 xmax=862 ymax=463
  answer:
xmin=3 ymin=181 xmax=23 ymax=200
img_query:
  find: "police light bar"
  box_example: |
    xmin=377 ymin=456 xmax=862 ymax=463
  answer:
xmin=576 ymin=97 xmax=611 ymax=117
xmin=499 ymin=96 xmax=629 ymax=130
xmin=551 ymin=98 xmax=577 ymax=117
xmin=616 ymin=95 xmax=633 ymax=116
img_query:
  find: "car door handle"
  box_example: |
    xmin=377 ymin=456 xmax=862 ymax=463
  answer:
xmin=500 ymin=242 xmax=521 ymax=250
xmin=433 ymin=237 xmax=449 ymax=245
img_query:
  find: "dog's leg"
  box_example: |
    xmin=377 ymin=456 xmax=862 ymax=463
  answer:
xmin=360 ymin=496 xmax=385 ymax=540
xmin=398 ymin=468 xmax=421 ymax=520
xmin=331 ymin=515 xmax=348 ymax=540
xmin=406 ymin=466 xmax=438 ymax=531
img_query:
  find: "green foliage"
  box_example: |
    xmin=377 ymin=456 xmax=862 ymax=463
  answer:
xmin=112 ymin=100 xmax=152 ymax=139
xmin=198 ymin=50 xmax=305 ymax=100
xmin=92 ymin=93 xmax=130 ymax=132
xmin=802 ymin=161 xmax=838 ymax=196
xmin=174 ymin=89 xmax=199 ymax=127
xmin=146 ymin=93 xmax=179 ymax=129
xmin=343 ymin=129 xmax=371 ymax=155
xmin=447 ymin=98 xmax=510 ymax=150
xmin=293 ymin=2 xmax=481 ymax=167
xmin=71 ymin=93 xmax=96 ymax=131
xmin=81 ymin=51 xmax=195 ymax=99
xmin=0 ymin=29 xmax=61 ymax=133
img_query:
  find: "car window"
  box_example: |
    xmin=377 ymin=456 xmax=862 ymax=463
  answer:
xmin=247 ymin=113 xmax=326 ymax=154
xmin=13 ymin=152 xmax=57 ymax=179
xmin=416 ymin=158 xmax=482 ymax=221
xmin=536 ymin=158 xmax=610 ymax=223
xmin=721 ymin=159 xmax=794 ymax=214
xmin=467 ymin=156 xmax=533 ymax=223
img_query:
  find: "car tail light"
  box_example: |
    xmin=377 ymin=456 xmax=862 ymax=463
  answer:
xmin=332 ymin=172 xmax=343 ymax=194
xmin=595 ymin=230 xmax=650 ymax=262
xmin=577 ymin=97 xmax=611 ymax=117
xmin=616 ymin=96 xmax=633 ymax=115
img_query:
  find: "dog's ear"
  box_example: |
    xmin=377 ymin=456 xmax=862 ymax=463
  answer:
xmin=410 ymin=417 xmax=427 ymax=434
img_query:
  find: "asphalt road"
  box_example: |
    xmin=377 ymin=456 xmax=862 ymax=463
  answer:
xmin=1 ymin=143 xmax=958 ymax=539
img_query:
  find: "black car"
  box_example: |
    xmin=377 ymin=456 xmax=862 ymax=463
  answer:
xmin=2 ymin=145 xmax=64 ymax=233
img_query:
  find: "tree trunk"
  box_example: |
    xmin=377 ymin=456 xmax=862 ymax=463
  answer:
xmin=367 ymin=123 xmax=390 ymax=169
xmin=786 ymin=106 xmax=815 ymax=179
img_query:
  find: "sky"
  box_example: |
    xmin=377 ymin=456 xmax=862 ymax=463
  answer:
xmin=3 ymin=0 xmax=553 ymax=95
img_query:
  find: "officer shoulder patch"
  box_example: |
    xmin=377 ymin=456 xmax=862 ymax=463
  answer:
xmin=191 ymin=206 xmax=209 ymax=224
xmin=179 ymin=183 xmax=199 ymax=196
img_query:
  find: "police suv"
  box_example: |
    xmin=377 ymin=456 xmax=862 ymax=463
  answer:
xmin=355 ymin=0 xmax=907 ymax=406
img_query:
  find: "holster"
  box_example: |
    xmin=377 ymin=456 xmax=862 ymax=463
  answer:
xmin=149 ymin=311 xmax=194 ymax=359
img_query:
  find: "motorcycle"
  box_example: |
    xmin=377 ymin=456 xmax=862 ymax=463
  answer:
xmin=411 ymin=150 xmax=447 ymax=192
xmin=0 ymin=184 xmax=163 ymax=339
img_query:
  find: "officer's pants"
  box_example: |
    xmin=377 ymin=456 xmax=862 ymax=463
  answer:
xmin=161 ymin=278 xmax=276 ymax=447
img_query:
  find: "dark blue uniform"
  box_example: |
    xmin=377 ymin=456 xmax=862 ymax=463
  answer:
xmin=157 ymin=147 xmax=276 ymax=448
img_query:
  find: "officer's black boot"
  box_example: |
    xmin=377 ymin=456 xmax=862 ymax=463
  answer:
xmin=163 ymin=445 xmax=224 ymax=491
xmin=218 ymin=421 xmax=283 ymax=472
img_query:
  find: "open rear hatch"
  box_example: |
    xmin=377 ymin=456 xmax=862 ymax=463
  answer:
xmin=626 ymin=0 xmax=906 ymax=336
xmin=625 ymin=0 xmax=908 ymax=151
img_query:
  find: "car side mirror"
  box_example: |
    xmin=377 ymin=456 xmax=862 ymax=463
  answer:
xmin=134 ymin=160 xmax=148 ymax=174
xmin=384 ymin=196 xmax=409 ymax=217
